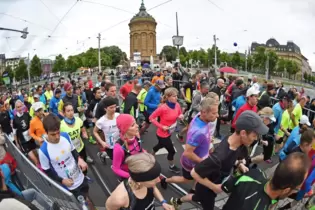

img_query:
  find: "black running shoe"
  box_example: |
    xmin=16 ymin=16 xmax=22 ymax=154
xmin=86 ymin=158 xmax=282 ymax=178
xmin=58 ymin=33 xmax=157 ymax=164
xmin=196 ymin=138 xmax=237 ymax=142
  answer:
xmin=169 ymin=165 xmax=180 ymax=174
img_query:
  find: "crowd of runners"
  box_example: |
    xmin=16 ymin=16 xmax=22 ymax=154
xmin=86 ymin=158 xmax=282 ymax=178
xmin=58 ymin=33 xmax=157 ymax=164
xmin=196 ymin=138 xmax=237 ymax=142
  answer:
xmin=0 ymin=66 xmax=315 ymax=210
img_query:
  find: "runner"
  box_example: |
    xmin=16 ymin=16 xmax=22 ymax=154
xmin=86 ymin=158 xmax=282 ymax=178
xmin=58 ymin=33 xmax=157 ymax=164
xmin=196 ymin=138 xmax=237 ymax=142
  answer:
xmin=58 ymin=82 xmax=83 ymax=118
xmin=140 ymin=80 xmax=165 ymax=135
xmin=59 ymin=103 xmax=92 ymax=166
xmin=222 ymin=152 xmax=310 ymax=210
xmin=180 ymin=74 xmax=197 ymax=112
xmin=12 ymin=100 xmax=39 ymax=166
xmin=150 ymin=87 xmax=183 ymax=174
xmin=161 ymin=97 xmax=218 ymax=194
xmin=137 ymin=81 xmax=152 ymax=125
xmin=177 ymin=82 xmax=209 ymax=142
xmin=94 ymin=96 xmax=120 ymax=161
xmin=106 ymin=153 xmax=174 ymax=210
xmin=29 ymin=102 xmax=46 ymax=146
xmin=39 ymin=114 xmax=94 ymax=210
xmin=123 ymin=84 xmax=142 ymax=119
xmin=176 ymin=111 xmax=269 ymax=209
xmin=112 ymin=114 xmax=144 ymax=179
xmin=49 ymin=88 xmax=62 ymax=119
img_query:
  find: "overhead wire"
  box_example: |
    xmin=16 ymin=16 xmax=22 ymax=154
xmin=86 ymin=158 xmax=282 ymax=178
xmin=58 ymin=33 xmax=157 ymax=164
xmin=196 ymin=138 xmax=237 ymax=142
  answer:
xmin=37 ymin=0 xmax=66 ymax=28
xmin=206 ymin=0 xmax=224 ymax=11
xmin=81 ymin=0 xmax=134 ymax=14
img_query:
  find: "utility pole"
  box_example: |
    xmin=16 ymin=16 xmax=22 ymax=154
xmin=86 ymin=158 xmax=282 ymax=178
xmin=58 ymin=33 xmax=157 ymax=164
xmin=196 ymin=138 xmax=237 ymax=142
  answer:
xmin=27 ymin=53 xmax=31 ymax=87
xmin=245 ymin=50 xmax=248 ymax=72
xmin=213 ymin=35 xmax=217 ymax=70
xmin=97 ymin=33 xmax=101 ymax=73
xmin=176 ymin=12 xmax=180 ymax=62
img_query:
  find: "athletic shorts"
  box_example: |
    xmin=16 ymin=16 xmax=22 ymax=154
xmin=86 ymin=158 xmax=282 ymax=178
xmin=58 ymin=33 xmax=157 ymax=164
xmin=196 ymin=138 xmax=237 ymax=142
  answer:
xmin=70 ymin=178 xmax=89 ymax=200
xmin=144 ymin=111 xmax=151 ymax=124
xmin=21 ymin=140 xmax=37 ymax=154
xmin=275 ymin=137 xmax=284 ymax=144
xmin=182 ymin=168 xmax=193 ymax=180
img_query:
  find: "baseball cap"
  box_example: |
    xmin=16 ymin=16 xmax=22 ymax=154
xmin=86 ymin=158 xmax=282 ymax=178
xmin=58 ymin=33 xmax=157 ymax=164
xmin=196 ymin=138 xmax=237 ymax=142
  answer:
xmin=279 ymin=93 xmax=291 ymax=101
xmin=64 ymin=83 xmax=72 ymax=91
xmin=246 ymin=87 xmax=260 ymax=97
xmin=143 ymin=81 xmax=152 ymax=87
xmin=32 ymin=102 xmax=43 ymax=112
xmin=300 ymin=115 xmax=311 ymax=126
xmin=236 ymin=111 xmax=269 ymax=135
xmin=33 ymin=94 xmax=40 ymax=99
xmin=155 ymin=80 xmax=165 ymax=89
xmin=259 ymin=107 xmax=276 ymax=122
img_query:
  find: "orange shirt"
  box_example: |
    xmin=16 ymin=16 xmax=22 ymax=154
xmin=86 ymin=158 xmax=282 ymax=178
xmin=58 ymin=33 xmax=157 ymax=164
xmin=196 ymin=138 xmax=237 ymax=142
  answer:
xmin=151 ymin=75 xmax=164 ymax=84
xmin=29 ymin=116 xmax=46 ymax=145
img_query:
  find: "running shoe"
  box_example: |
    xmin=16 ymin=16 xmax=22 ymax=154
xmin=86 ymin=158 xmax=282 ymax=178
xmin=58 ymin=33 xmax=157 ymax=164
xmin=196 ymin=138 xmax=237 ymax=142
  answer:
xmin=170 ymin=197 xmax=182 ymax=210
xmin=85 ymin=176 xmax=93 ymax=183
xmin=89 ymin=136 xmax=97 ymax=144
xmin=160 ymin=177 xmax=168 ymax=189
xmin=265 ymin=159 xmax=272 ymax=164
xmin=169 ymin=165 xmax=180 ymax=174
xmin=97 ymin=152 xmax=107 ymax=164
xmin=176 ymin=134 xmax=184 ymax=143
xmin=86 ymin=156 xmax=94 ymax=164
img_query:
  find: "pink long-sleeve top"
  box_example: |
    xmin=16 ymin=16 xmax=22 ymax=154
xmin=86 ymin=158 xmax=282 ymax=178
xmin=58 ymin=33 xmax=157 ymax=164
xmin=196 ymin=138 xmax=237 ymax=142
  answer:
xmin=112 ymin=138 xmax=143 ymax=179
xmin=149 ymin=103 xmax=182 ymax=138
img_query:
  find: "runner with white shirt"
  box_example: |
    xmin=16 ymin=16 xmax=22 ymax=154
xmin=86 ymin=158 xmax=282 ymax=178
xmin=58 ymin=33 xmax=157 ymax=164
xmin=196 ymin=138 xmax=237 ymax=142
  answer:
xmin=94 ymin=96 xmax=120 ymax=161
xmin=39 ymin=114 xmax=95 ymax=210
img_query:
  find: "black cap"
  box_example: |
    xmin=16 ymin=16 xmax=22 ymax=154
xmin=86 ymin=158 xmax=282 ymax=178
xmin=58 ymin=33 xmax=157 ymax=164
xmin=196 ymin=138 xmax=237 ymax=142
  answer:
xmin=101 ymin=81 xmax=106 ymax=87
xmin=279 ymin=93 xmax=291 ymax=101
xmin=235 ymin=111 xmax=269 ymax=135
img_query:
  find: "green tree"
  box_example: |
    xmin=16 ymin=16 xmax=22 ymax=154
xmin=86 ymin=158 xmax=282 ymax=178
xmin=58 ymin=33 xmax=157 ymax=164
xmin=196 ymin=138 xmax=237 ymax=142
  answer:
xmin=247 ymin=55 xmax=253 ymax=71
xmin=30 ymin=55 xmax=42 ymax=77
xmin=160 ymin=46 xmax=177 ymax=62
xmin=102 ymin=46 xmax=125 ymax=67
xmin=179 ymin=47 xmax=188 ymax=57
xmin=220 ymin=52 xmax=230 ymax=66
xmin=231 ymin=52 xmax=241 ymax=69
xmin=66 ymin=56 xmax=79 ymax=72
xmin=52 ymin=54 xmax=66 ymax=73
xmin=277 ymin=58 xmax=286 ymax=72
xmin=15 ymin=60 xmax=27 ymax=82
xmin=4 ymin=66 xmax=15 ymax=81
xmin=267 ymin=51 xmax=278 ymax=75
xmin=83 ymin=48 xmax=98 ymax=68
xmin=253 ymin=46 xmax=267 ymax=71
xmin=100 ymin=51 xmax=112 ymax=67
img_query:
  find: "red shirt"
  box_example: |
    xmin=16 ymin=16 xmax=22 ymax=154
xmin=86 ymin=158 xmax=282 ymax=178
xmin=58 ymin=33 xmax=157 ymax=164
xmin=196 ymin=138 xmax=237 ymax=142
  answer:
xmin=88 ymin=80 xmax=93 ymax=89
xmin=232 ymin=102 xmax=257 ymax=129
xmin=226 ymin=82 xmax=235 ymax=102
xmin=120 ymin=82 xmax=133 ymax=99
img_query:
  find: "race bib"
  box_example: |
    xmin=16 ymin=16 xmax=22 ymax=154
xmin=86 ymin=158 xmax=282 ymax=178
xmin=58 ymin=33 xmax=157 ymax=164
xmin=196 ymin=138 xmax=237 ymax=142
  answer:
xmin=22 ymin=130 xmax=31 ymax=142
xmin=168 ymin=122 xmax=177 ymax=134
xmin=65 ymin=160 xmax=81 ymax=180
xmin=72 ymin=138 xmax=81 ymax=151
xmin=105 ymin=132 xmax=115 ymax=148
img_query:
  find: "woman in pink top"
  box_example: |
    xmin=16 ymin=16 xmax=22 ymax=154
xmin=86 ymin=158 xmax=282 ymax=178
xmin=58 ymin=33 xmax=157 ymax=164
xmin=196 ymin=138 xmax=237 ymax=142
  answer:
xmin=112 ymin=114 xmax=144 ymax=179
xmin=150 ymin=87 xmax=183 ymax=174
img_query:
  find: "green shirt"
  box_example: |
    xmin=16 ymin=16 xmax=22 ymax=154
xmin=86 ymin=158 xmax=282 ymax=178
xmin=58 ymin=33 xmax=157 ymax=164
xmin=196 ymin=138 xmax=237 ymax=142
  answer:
xmin=291 ymin=103 xmax=302 ymax=129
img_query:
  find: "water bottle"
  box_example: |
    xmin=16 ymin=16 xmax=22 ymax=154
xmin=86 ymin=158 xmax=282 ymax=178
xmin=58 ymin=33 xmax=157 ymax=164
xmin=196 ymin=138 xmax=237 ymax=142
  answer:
xmin=77 ymin=195 xmax=89 ymax=210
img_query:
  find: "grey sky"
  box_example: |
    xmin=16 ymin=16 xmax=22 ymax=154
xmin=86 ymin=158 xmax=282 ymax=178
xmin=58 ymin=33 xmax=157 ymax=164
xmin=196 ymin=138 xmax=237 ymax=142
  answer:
xmin=0 ymin=0 xmax=314 ymax=70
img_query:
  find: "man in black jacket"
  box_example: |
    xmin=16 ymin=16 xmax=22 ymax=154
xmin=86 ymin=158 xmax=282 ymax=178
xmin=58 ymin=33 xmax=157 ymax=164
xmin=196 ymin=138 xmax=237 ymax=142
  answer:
xmin=210 ymin=79 xmax=225 ymax=138
xmin=123 ymin=84 xmax=142 ymax=120
xmin=258 ymin=83 xmax=276 ymax=110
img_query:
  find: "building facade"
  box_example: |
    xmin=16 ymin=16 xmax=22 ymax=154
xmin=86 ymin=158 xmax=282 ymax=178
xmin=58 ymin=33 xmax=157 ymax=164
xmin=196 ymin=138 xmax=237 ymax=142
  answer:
xmin=251 ymin=38 xmax=311 ymax=77
xmin=129 ymin=0 xmax=157 ymax=62
xmin=40 ymin=59 xmax=54 ymax=76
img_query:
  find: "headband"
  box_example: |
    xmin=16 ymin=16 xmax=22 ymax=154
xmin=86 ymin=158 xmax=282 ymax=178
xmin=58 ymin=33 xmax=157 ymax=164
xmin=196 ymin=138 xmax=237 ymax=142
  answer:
xmin=129 ymin=161 xmax=161 ymax=182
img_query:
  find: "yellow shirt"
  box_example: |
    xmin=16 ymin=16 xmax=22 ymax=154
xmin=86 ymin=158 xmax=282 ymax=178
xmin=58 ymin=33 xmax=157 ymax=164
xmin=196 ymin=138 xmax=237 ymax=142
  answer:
xmin=29 ymin=102 xmax=46 ymax=118
xmin=277 ymin=110 xmax=291 ymax=137
xmin=290 ymin=103 xmax=302 ymax=129
xmin=137 ymin=89 xmax=148 ymax=112
xmin=60 ymin=117 xmax=84 ymax=152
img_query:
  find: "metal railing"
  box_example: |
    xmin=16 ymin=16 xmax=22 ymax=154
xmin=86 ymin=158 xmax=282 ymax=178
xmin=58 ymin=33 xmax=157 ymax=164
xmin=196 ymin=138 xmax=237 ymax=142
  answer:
xmin=4 ymin=134 xmax=82 ymax=210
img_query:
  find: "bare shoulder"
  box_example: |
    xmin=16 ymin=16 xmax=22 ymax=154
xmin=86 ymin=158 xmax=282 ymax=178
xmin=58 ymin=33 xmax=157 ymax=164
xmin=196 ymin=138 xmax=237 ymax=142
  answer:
xmin=106 ymin=182 xmax=129 ymax=209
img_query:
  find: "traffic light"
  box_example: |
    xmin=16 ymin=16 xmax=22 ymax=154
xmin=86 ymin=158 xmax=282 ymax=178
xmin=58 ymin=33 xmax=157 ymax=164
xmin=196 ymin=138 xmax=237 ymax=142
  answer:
xmin=21 ymin=27 xmax=28 ymax=39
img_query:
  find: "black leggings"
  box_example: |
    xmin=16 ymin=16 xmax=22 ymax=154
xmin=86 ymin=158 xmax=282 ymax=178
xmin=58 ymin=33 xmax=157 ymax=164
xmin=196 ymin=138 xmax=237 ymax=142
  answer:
xmin=79 ymin=147 xmax=88 ymax=175
xmin=153 ymin=135 xmax=176 ymax=161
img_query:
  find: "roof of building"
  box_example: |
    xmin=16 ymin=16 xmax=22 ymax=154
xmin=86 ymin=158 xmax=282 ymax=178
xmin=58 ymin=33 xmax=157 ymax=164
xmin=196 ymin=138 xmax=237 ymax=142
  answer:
xmin=0 ymin=54 xmax=5 ymax=60
xmin=251 ymin=38 xmax=301 ymax=55
xmin=130 ymin=0 xmax=156 ymax=23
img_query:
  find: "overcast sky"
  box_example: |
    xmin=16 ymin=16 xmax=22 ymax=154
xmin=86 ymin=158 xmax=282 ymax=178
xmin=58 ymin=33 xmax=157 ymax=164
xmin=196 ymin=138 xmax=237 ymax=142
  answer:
xmin=0 ymin=0 xmax=315 ymax=69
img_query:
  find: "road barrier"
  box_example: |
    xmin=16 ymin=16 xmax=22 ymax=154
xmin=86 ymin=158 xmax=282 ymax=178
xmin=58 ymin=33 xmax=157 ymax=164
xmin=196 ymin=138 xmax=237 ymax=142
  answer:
xmin=4 ymin=134 xmax=83 ymax=210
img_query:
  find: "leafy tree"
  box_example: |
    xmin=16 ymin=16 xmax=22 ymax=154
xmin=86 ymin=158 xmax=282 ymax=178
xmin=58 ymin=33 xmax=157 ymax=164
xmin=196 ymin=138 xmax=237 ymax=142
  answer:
xmin=231 ymin=52 xmax=241 ymax=69
xmin=102 ymin=46 xmax=125 ymax=67
xmin=83 ymin=48 xmax=98 ymax=68
xmin=179 ymin=47 xmax=188 ymax=57
xmin=253 ymin=46 xmax=267 ymax=71
xmin=66 ymin=56 xmax=79 ymax=72
xmin=267 ymin=51 xmax=278 ymax=75
xmin=15 ymin=60 xmax=27 ymax=82
xmin=30 ymin=55 xmax=42 ymax=77
xmin=277 ymin=58 xmax=286 ymax=72
xmin=53 ymin=54 xmax=66 ymax=73
xmin=220 ymin=52 xmax=230 ymax=66
xmin=160 ymin=46 xmax=177 ymax=62
xmin=4 ymin=66 xmax=15 ymax=82
xmin=100 ymin=52 xmax=112 ymax=67
xmin=247 ymin=55 xmax=253 ymax=71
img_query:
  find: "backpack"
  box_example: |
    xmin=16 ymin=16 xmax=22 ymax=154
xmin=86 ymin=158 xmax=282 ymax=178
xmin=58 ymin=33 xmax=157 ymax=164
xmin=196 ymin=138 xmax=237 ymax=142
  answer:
xmin=116 ymin=138 xmax=143 ymax=162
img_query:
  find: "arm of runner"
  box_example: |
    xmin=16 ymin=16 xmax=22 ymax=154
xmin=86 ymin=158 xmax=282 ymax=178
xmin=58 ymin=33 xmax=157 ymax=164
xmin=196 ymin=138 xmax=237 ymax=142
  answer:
xmin=112 ymin=144 xmax=130 ymax=179
xmin=144 ymin=90 xmax=158 ymax=110
xmin=38 ymin=150 xmax=63 ymax=183
xmin=191 ymin=168 xmax=222 ymax=194
xmin=93 ymin=123 xmax=107 ymax=148
xmin=149 ymin=106 xmax=166 ymax=130
xmin=296 ymin=168 xmax=315 ymax=200
xmin=183 ymin=144 xmax=203 ymax=164
xmin=153 ymin=186 xmax=174 ymax=210
xmin=29 ymin=120 xmax=42 ymax=143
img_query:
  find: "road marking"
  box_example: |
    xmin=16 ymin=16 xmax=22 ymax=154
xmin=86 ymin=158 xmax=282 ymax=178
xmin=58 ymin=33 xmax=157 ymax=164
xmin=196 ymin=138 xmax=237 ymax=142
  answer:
xmin=155 ymin=147 xmax=177 ymax=155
